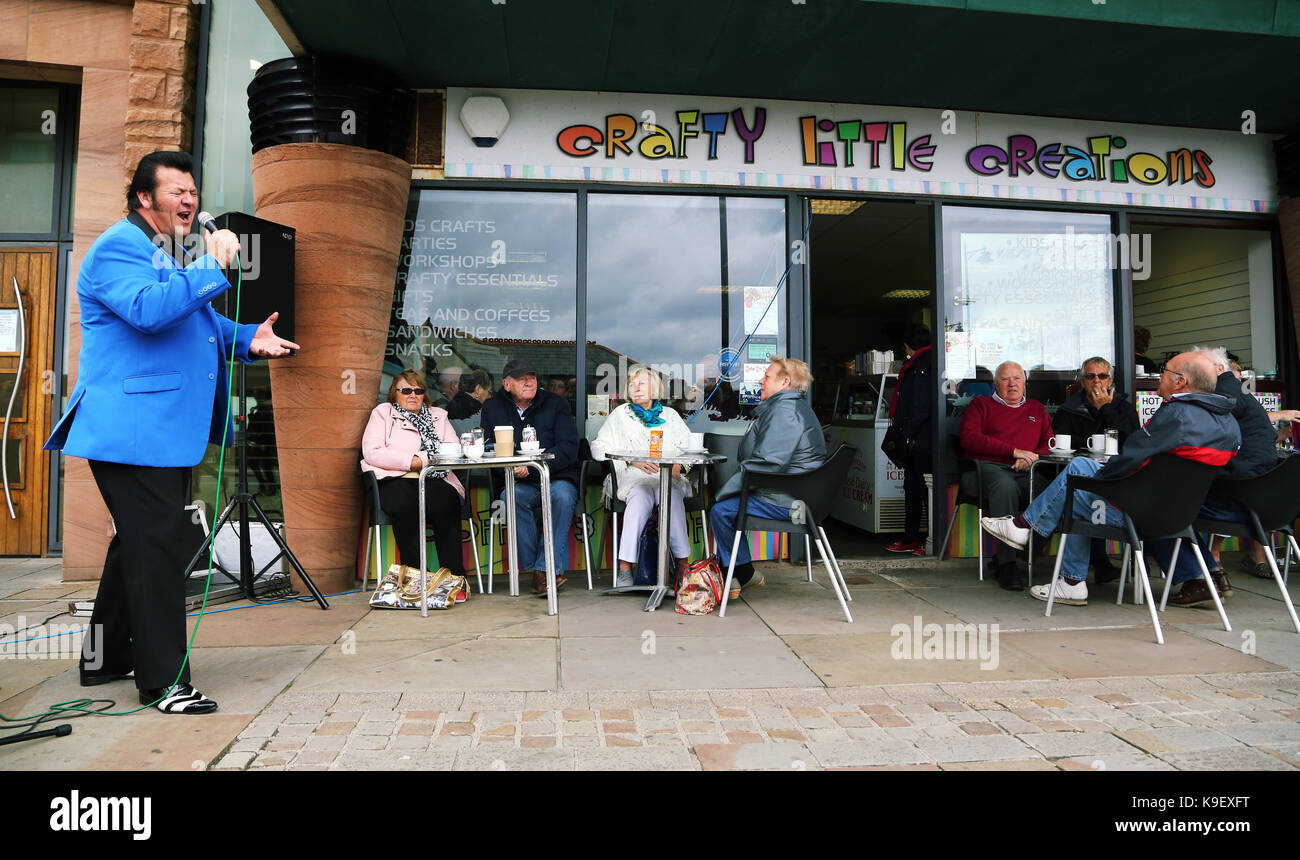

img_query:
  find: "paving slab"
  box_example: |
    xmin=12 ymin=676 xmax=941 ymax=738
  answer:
xmin=805 ymin=739 xmax=930 ymax=767
xmin=558 ymin=590 xmax=771 ymax=637
xmin=695 ymin=742 xmax=821 ymax=770
xmin=1000 ymin=627 xmax=1284 ymax=678
xmin=291 ymin=636 xmax=559 ymax=691
xmin=187 ymin=596 xmax=370 ymax=647
xmin=561 ymin=635 xmax=821 ymax=690
xmin=1181 ymin=622 xmax=1300 ymax=670
xmin=781 ymin=632 xmax=1059 ymax=686
xmin=1018 ymin=730 xmax=1144 ymax=759
xmin=1157 ymin=746 xmax=1296 ymax=770
xmin=913 ymin=735 xmax=1040 ymax=763
xmin=748 ymin=586 xmax=967 ymax=635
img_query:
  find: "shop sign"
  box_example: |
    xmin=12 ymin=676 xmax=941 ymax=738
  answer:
xmin=446 ymin=89 xmax=1277 ymax=211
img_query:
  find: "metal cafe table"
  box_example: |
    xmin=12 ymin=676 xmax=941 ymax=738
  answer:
xmin=600 ymin=450 xmax=728 ymax=612
xmin=416 ymin=451 xmax=560 ymax=617
xmin=1026 ymin=449 xmax=1110 ymax=586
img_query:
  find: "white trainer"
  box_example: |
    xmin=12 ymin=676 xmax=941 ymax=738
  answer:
xmin=1030 ymin=578 xmax=1088 ymax=606
xmin=981 ymin=516 xmax=1030 ymax=550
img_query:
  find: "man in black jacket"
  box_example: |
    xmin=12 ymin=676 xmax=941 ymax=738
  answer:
xmin=480 ymin=358 xmax=579 ymax=597
xmin=1051 ymin=356 xmax=1140 ymax=582
xmin=1153 ymin=346 xmax=1278 ymax=606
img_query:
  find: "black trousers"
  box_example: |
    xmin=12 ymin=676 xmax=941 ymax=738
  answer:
xmin=378 ymin=476 xmax=466 ymax=575
xmin=963 ymin=461 xmax=1031 ymax=565
xmin=902 ymin=450 xmax=932 ymax=543
xmin=83 ymin=460 xmax=192 ymax=691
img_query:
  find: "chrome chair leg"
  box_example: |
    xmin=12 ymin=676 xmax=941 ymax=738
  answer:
xmin=719 ymin=531 xmax=744 ymax=619
xmin=813 ymin=535 xmax=853 ymax=623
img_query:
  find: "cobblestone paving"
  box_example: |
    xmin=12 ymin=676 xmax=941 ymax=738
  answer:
xmin=213 ymin=672 xmax=1300 ymax=771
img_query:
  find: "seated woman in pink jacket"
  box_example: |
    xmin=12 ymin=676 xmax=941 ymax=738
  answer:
xmin=361 ymin=369 xmax=466 ymax=578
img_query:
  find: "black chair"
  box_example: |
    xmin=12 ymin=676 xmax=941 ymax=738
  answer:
xmin=360 ymin=462 xmax=484 ymax=594
xmin=1047 ymin=453 xmax=1228 ymax=644
xmin=1186 ymin=456 xmax=1300 ymax=633
xmin=938 ymin=432 xmax=987 ymax=581
xmin=717 ymin=444 xmax=857 ymax=623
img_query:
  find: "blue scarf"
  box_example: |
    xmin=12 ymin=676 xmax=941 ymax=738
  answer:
xmin=630 ymin=400 xmax=665 ymax=427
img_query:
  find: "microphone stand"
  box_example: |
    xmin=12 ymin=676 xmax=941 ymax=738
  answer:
xmin=182 ymin=360 xmax=328 ymax=609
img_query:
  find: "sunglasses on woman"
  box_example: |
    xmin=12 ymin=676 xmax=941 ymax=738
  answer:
xmin=396 ymin=387 xmax=425 ymax=395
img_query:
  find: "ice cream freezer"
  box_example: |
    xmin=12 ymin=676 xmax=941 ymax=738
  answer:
xmin=826 ymin=421 xmax=907 ymax=533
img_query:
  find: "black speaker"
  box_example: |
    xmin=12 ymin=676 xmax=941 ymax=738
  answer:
xmin=213 ymin=211 xmax=295 ymax=348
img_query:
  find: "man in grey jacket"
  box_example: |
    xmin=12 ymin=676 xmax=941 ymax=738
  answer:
xmin=709 ymin=357 xmax=827 ymax=597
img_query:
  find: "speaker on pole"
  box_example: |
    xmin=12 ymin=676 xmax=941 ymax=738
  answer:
xmin=213 ymin=211 xmax=295 ymax=345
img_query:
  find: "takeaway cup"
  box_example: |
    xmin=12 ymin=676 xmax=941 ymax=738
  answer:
xmin=1048 ymin=434 xmax=1071 ymax=453
xmin=494 ymin=425 xmax=515 ymax=457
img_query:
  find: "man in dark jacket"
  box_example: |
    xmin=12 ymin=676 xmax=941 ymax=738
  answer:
xmin=982 ymin=352 xmax=1240 ymax=607
xmin=479 ymin=358 xmax=579 ymax=597
xmin=886 ymin=325 xmax=932 ymax=555
xmin=1150 ymin=346 xmax=1278 ymax=606
xmin=1051 ymin=356 xmax=1140 ymax=582
xmin=710 ymin=357 xmax=826 ymax=597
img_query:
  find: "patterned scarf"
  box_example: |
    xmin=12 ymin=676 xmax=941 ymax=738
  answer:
xmin=630 ymin=400 xmax=665 ymax=427
xmin=393 ymin=404 xmax=446 ymax=476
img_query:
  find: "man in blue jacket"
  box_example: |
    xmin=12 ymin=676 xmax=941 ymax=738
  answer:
xmin=982 ymin=351 xmax=1240 ymax=607
xmin=479 ymin=358 xmax=579 ymax=597
xmin=45 ymin=151 xmax=297 ymax=714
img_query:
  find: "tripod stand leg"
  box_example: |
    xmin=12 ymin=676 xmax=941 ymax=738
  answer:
xmin=182 ymin=495 xmax=244 ymax=589
xmin=248 ymin=497 xmax=329 ymax=609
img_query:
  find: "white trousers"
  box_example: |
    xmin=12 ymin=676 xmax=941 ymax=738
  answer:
xmin=618 ymin=483 xmax=690 ymax=563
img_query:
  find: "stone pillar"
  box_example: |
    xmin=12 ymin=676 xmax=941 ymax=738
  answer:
xmin=1280 ymin=198 xmax=1300 ymax=363
xmin=251 ymin=143 xmax=411 ymax=593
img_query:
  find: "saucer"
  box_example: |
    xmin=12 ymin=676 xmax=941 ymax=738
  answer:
xmin=682 ymin=448 xmax=710 ymax=454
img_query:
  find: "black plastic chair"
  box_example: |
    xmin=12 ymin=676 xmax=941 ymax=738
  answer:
xmin=938 ymin=431 xmax=987 ymax=581
xmin=1047 ymin=453 xmax=1227 ymax=644
xmin=1188 ymin=456 xmax=1300 ymax=633
xmin=717 ymin=444 xmax=857 ymax=623
xmin=360 ymin=462 xmax=484 ymax=594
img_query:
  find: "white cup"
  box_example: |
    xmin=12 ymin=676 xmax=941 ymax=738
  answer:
xmin=464 ymin=443 xmax=485 ymax=459
xmin=688 ymin=432 xmax=705 ymax=451
xmin=519 ymin=440 xmax=540 ymax=453
xmin=1087 ymin=434 xmax=1106 ymax=454
xmin=1048 ymin=434 xmax=1071 ymax=453
xmin=440 ymin=443 xmax=462 ymax=458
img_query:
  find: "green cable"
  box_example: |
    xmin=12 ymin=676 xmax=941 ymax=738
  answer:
xmin=0 ymin=253 xmax=242 ymax=723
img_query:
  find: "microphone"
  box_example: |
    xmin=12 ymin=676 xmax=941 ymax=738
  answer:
xmin=197 ymin=211 xmax=219 ymax=234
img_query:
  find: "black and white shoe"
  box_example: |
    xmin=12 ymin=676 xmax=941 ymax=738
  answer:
xmin=140 ymin=683 xmax=218 ymax=714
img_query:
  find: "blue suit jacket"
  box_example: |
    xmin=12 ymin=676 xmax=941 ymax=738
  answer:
xmin=45 ymin=217 xmax=258 ymax=467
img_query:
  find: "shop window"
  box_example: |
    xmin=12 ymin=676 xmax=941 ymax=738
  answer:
xmin=1132 ymin=225 xmax=1276 ymax=372
xmin=585 ymin=193 xmax=787 ymax=437
xmin=941 ymin=206 xmax=1116 ymax=423
xmin=1131 ymin=224 xmax=1281 ymax=419
xmin=0 ymin=86 xmax=59 ymax=235
xmin=389 ymin=189 xmax=578 ymax=430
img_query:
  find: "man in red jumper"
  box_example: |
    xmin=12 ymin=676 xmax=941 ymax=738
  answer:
xmin=959 ymin=360 xmax=1053 ymax=591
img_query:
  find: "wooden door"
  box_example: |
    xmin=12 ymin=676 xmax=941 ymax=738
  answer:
xmin=0 ymin=249 xmax=57 ymax=555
